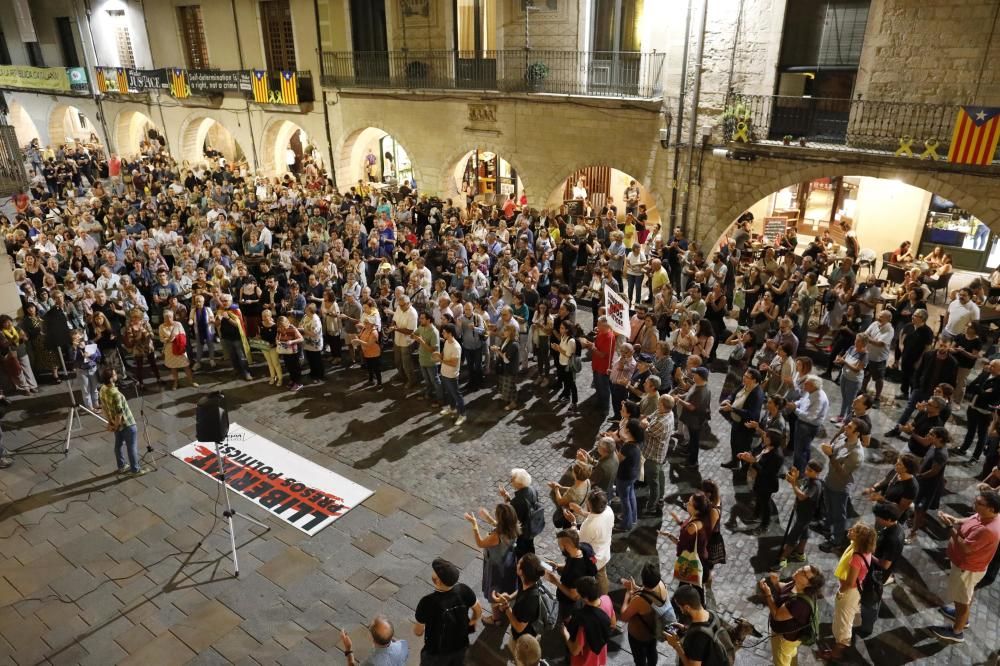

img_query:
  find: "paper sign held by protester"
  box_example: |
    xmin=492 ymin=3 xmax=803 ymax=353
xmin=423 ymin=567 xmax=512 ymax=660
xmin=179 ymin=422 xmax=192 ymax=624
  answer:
xmin=172 ymin=423 xmax=372 ymax=536
xmin=604 ymin=285 xmax=631 ymax=338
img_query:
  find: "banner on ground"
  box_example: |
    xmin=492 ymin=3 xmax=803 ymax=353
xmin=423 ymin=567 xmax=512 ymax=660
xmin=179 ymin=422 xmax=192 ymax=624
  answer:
xmin=172 ymin=423 xmax=372 ymax=536
xmin=604 ymin=284 xmax=631 ymax=338
xmin=0 ymin=65 xmax=71 ymax=92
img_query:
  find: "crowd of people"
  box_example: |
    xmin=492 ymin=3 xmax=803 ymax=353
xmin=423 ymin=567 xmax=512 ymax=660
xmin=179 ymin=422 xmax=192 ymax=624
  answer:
xmin=2 ymin=137 xmax=999 ymax=666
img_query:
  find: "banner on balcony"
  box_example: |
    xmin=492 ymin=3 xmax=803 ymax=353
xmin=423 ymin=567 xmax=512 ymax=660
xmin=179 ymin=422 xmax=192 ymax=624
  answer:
xmin=127 ymin=68 xmax=168 ymax=91
xmin=250 ymin=69 xmax=270 ymax=103
xmin=0 ymin=65 xmax=71 ymax=92
xmin=96 ymin=67 xmax=129 ymax=94
xmin=279 ymin=70 xmax=298 ymax=105
xmin=948 ymin=107 xmax=1000 ymax=166
xmin=187 ymin=69 xmax=252 ymax=95
xmin=67 ymin=67 xmax=89 ymax=92
xmin=168 ymin=68 xmax=189 ymax=99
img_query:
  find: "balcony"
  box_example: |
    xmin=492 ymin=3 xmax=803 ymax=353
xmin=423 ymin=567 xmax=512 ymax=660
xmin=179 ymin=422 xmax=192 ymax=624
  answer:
xmin=721 ymin=93 xmax=997 ymax=165
xmin=320 ymin=50 xmax=665 ymax=100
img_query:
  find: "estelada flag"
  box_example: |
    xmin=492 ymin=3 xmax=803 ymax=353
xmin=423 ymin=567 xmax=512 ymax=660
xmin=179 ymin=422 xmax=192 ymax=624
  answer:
xmin=169 ymin=68 xmax=189 ymax=99
xmin=115 ymin=68 xmax=129 ymax=94
xmin=279 ymin=70 xmax=298 ymax=105
xmin=95 ymin=69 xmax=109 ymax=93
xmin=251 ymin=70 xmax=269 ymax=103
xmin=947 ymin=106 xmax=1000 ymax=165
xmin=604 ymin=284 xmax=631 ymax=338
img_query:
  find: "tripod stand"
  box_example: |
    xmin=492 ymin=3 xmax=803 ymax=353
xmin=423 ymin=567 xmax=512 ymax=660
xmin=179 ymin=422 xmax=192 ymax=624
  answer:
xmin=58 ymin=347 xmax=107 ymax=453
xmin=211 ymin=439 xmax=270 ymax=576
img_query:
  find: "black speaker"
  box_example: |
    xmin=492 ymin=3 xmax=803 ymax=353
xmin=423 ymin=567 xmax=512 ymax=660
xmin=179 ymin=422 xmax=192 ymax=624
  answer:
xmin=196 ymin=392 xmax=230 ymax=443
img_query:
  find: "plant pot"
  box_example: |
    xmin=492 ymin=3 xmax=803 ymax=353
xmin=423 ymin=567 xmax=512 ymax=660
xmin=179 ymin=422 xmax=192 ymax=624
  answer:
xmin=527 ymin=78 xmax=545 ymax=92
xmin=799 ymin=137 xmax=808 ymax=147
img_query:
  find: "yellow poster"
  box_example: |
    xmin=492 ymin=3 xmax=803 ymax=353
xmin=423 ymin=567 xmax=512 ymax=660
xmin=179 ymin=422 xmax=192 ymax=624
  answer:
xmin=0 ymin=65 xmax=71 ymax=92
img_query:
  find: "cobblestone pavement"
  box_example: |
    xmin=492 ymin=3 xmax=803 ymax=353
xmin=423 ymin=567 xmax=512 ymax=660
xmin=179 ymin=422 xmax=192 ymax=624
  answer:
xmin=0 ymin=333 xmax=998 ymax=666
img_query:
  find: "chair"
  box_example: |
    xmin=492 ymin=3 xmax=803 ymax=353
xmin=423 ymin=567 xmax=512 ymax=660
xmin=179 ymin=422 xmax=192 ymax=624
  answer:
xmin=877 ymin=251 xmax=893 ymax=279
xmin=929 ymin=272 xmax=954 ymax=304
xmin=884 ymin=263 xmax=906 ymax=285
xmin=857 ymin=248 xmax=877 ymax=278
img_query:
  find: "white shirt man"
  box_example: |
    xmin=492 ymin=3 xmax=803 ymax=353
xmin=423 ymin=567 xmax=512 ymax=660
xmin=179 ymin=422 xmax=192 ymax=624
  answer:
xmin=441 ymin=336 xmax=462 ymax=380
xmin=392 ymin=302 xmax=418 ymax=348
xmin=96 ymin=268 xmax=122 ymax=299
xmin=578 ymin=496 xmax=615 ymax=592
xmin=943 ymin=290 xmax=980 ymax=339
xmin=863 ymin=313 xmax=894 ymax=364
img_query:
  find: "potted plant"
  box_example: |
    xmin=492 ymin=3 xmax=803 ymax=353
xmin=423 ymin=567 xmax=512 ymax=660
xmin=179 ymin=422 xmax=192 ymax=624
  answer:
xmin=798 ymin=136 xmax=807 ymax=146
xmin=782 ymin=135 xmax=793 ymax=146
xmin=526 ymin=61 xmax=549 ymax=91
xmin=405 ymin=60 xmax=429 ymax=85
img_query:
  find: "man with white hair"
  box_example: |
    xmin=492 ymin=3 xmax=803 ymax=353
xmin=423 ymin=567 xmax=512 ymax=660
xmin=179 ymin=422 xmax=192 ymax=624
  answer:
xmin=789 ymin=374 xmax=830 ymax=473
xmin=500 ymin=468 xmax=541 ymax=557
xmin=391 ymin=295 xmax=418 ymax=388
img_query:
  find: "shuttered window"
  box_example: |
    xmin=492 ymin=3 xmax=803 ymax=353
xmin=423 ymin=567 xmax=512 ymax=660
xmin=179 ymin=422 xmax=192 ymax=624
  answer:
xmin=780 ymin=0 xmax=870 ymax=69
xmin=260 ymin=0 xmax=296 ymax=71
xmin=178 ymin=5 xmax=210 ymax=69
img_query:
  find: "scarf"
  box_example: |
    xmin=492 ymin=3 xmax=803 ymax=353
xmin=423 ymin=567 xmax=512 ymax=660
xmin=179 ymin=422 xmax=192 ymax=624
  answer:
xmin=566 ymin=604 xmax=612 ymax=655
xmin=195 ymin=306 xmax=210 ymax=340
xmin=1 ymin=327 xmax=20 ymax=347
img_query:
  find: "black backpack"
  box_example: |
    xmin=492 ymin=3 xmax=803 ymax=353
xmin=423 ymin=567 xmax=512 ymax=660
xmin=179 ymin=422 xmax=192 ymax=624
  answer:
xmin=686 ymin=612 xmax=736 ymax=666
xmin=524 ymin=490 xmax=546 ymax=539
xmin=436 ymin=590 xmax=472 ymax=652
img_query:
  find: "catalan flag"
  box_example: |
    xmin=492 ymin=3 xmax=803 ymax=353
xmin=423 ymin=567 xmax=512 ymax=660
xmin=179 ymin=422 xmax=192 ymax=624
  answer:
xmin=279 ymin=70 xmax=298 ymax=105
xmin=96 ymin=69 xmax=109 ymax=93
xmin=169 ymin=68 xmax=189 ymax=99
xmin=948 ymin=106 xmax=1000 ymax=166
xmin=251 ymin=70 xmax=269 ymax=103
xmin=116 ymin=68 xmax=129 ymax=94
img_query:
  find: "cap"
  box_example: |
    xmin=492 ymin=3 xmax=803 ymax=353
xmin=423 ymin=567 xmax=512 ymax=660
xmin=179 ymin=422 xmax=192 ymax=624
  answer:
xmin=692 ymin=367 xmax=710 ymax=380
xmin=432 ymin=558 xmax=460 ymax=586
xmin=637 ymin=353 xmax=654 ymax=364
xmin=873 ymin=502 xmax=901 ymax=521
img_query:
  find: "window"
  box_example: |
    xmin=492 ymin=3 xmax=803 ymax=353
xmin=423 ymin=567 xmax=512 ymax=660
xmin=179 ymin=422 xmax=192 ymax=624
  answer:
xmin=260 ymin=0 xmax=296 ymax=71
xmin=116 ymin=25 xmax=136 ymax=68
xmin=54 ymin=17 xmax=79 ymax=67
xmin=25 ymin=41 xmax=44 ymax=67
xmin=455 ymin=0 xmax=496 ymax=55
xmin=591 ymin=0 xmax=643 ymax=52
xmin=178 ymin=5 xmax=210 ymax=69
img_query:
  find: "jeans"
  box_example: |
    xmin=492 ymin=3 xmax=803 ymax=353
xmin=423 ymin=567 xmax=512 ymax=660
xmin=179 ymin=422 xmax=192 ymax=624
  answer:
xmin=617 ymin=479 xmax=637 ymax=529
xmin=420 ymin=364 xmax=444 ymax=402
xmin=192 ymin=336 xmax=215 ymax=366
xmin=643 ymin=458 xmax=665 ymax=510
xmin=114 ymin=424 xmax=140 ymax=472
xmin=792 ymin=421 xmax=819 ymax=473
xmin=79 ymin=369 xmax=99 ymax=409
xmin=220 ymin=337 xmax=250 ymax=376
xmin=839 ymin=377 xmax=860 ymax=419
xmin=686 ymin=427 xmax=702 ymax=466
xmin=628 ymin=633 xmax=659 ymax=666
xmin=824 ymin=487 xmax=849 ymax=545
xmin=593 ymin=372 xmax=611 ymax=418
xmin=897 ymin=388 xmax=930 ymax=426
xmin=627 ymin=274 xmax=643 ymax=303
xmin=441 ymin=376 xmax=465 ymax=415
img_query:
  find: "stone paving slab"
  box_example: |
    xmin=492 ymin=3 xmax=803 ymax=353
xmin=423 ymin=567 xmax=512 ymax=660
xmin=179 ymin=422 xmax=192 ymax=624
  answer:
xmin=0 ymin=331 xmax=998 ymax=666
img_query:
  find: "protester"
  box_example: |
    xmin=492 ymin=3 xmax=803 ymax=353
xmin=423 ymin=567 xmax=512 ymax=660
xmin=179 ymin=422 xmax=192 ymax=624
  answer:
xmin=413 ymin=558 xmax=482 ymax=665
xmin=340 ymin=616 xmax=408 ymax=666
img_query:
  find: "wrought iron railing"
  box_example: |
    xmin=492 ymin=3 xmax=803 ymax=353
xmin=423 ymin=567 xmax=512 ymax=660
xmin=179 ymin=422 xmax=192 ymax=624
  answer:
xmin=722 ymin=94 xmax=963 ymax=155
xmin=0 ymin=123 xmax=28 ymax=196
xmin=320 ymin=50 xmax=665 ymax=99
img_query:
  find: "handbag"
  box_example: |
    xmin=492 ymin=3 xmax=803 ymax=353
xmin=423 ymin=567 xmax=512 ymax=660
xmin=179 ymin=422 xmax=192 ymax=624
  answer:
xmin=673 ymin=547 xmax=704 ymax=586
xmin=171 ymin=332 xmax=187 ymax=355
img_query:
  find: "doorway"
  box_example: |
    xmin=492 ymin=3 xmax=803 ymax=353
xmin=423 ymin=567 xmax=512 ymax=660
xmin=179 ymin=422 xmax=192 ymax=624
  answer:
xmin=589 ymin=0 xmax=642 ymax=95
xmin=350 ymin=0 xmax=388 ymax=85
xmin=454 ymin=0 xmax=497 ymax=89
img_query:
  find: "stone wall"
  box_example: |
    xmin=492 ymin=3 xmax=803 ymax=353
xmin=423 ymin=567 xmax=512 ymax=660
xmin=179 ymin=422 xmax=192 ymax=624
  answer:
xmin=856 ymin=0 xmax=1000 ymax=106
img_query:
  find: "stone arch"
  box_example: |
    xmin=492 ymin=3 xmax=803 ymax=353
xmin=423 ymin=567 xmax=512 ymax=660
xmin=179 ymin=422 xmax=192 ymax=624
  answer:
xmin=113 ymin=108 xmax=160 ymax=158
xmin=177 ymin=113 xmax=246 ymax=167
xmin=699 ymin=160 xmax=998 ymax=250
xmin=335 ymin=124 xmax=421 ymax=189
xmin=438 ymin=141 xmax=532 ymax=203
xmin=7 ymin=99 xmax=41 ymax=148
xmin=540 ymin=160 xmax=663 ymax=221
xmin=261 ymin=118 xmax=313 ymax=176
xmin=47 ymin=104 xmax=101 ymax=147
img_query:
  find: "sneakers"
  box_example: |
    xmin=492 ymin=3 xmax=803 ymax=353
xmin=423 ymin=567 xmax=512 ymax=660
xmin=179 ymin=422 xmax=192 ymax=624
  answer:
xmin=440 ymin=406 xmax=455 ymax=416
xmin=929 ymin=625 xmax=965 ymax=643
xmin=885 ymin=427 xmax=900 ymax=437
xmin=290 ymin=383 xmax=302 ymax=392
xmin=938 ymin=606 xmax=956 ymax=620
xmin=455 ymin=415 xmax=466 ymax=426
xmin=116 ymin=465 xmax=129 ymax=474
xmin=0 ymin=456 xmax=13 ymax=469
xmin=129 ymin=467 xmax=151 ymax=477
xmin=788 ymin=552 xmax=807 ymax=563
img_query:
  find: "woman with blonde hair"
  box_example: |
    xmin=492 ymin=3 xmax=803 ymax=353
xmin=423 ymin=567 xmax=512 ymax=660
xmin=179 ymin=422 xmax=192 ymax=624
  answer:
xmin=258 ymin=309 xmax=282 ymax=386
xmin=122 ymin=308 xmax=161 ymax=389
xmin=159 ymin=309 xmax=198 ymax=389
xmin=90 ymin=311 xmax=126 ymax=379
xmin=821 ymin=522 xmax=876 ymax=660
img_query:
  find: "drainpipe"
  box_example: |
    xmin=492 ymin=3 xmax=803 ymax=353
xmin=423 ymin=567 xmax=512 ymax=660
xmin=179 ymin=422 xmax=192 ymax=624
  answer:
xmin=680 ymin=0 xmax=708 ymax=238
xmin=313 ymin=0 xmax=336 ymax=187
xmin=668 ymin=0 xmax=693 ymax=239
xmin=77 ymin=0 xmax=113 ymax=151
xmin=231 ymin=0 xmax=259 ymax=170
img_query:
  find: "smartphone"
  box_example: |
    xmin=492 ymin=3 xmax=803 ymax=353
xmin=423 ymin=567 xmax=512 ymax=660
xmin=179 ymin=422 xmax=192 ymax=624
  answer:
xmin=541 ymin=561 xmax=555 ymax=573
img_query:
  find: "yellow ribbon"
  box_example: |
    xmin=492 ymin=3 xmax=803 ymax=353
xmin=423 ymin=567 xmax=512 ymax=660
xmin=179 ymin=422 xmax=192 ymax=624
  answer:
xmin=920 ymin=138 xmax=941 ymax=161
xmin=733 ymin=121 xmax=751 ymax=143
xmin=895 ymin=136 xmax=914 ymax=157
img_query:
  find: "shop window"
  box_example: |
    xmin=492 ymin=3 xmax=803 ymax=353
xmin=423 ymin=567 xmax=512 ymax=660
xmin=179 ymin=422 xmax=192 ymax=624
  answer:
xmin=178 ymin=5 xmax=210 ymax=70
